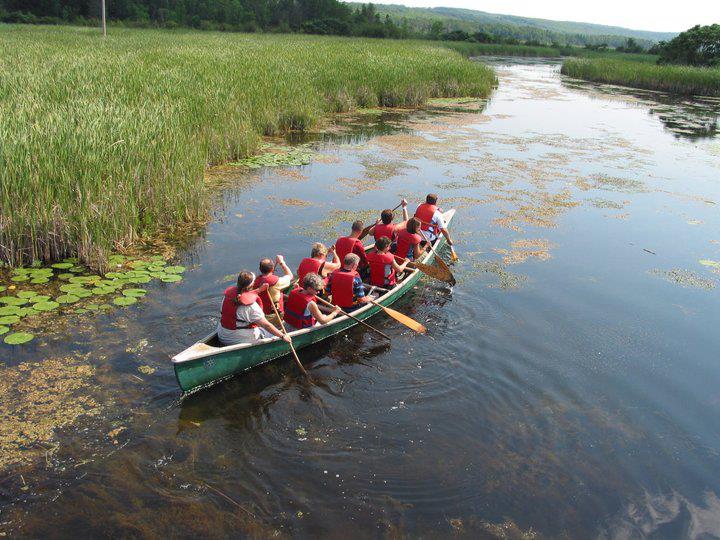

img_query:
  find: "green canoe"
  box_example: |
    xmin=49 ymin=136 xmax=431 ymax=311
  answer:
xmin=172 ymin=209 xmax=456 ymax=393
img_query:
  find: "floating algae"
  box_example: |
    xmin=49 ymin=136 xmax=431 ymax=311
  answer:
xmin=472 ymin=261 xmax=528 ymax=290
xmin=493 ymin=190 xmax=579 ymax=232
xmin=229 ymin=143 xmax=315 ymax=169
xmin=648 ymin=269 xmax=716 ymax=290
xmin=0 ymin=355 xmax=99 ymax=470
xmin=296 ymin=209 xmax=381 ymax=239
xmin=495 ymin=239 xmax=555 ymax=265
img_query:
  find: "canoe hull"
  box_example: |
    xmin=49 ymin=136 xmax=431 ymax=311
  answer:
xmin=172 ymin=210 xmax=453 ymax=394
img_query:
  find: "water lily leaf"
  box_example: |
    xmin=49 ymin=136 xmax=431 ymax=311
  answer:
xmin=56 ymin=294 xmax=80 ymax=304
xmin=0 ymin=315 xmax=20 ymax=325
xmin=57 ymin=273 xmax=74 ymax=280
xmin=0 ymin=286 xmax=6 ymax=293
xmin=74 ymin=289 xmax=93 ymax=298
xmin=161 ymin=275 xmax=182 ymax=283
xmin=17 ymin=307 xmax=38 ymax=317
xmin=98 ymin=304 xmax=112 ymax=310
xmin=69 ymin=266 xmax=87 ymax=273
xmin=122 ymin=288 xmax=147 ymax=298
xmin=105 ymin=272 xmax=125 ymax=279
xmin=30 ymin=295 xmax=51 ymax=304
xmin=128 ymin=276 xmax=151 ymax=284
xmin=51 ymin=262 xmax=73 ymax=269
xmin=147 ymin=265 xmax=166 ymax=272
xmin=34 ymin=301 xmax=60 ymax=311
xmin=0 ymin=326 xmax=8 ymax=335
xmin=0 ymin=306 xmax=21 ymax=316
xmin=113 ymin=296 xmax=137 ymax=306
xmin=0 ymin=297 xmax=27 ymax=306
xmin=165 ymin=266 xmax=186 ymax=274
xmin=11 ymin=268 xmax=30 ymax=275
xmin=86 ymin=304 xmax=100 ymax=311
xmin=128 ymin=260 xmax=150 ymax=269
xmin=149 ymin=272 xmax=169 ymax=279
xmin=68 ymin=276 xmax=90 ymax=284
xmin=30 ymin=277 xmax=50 ymax=284
xmin=60 ymin=284 xmax=84 ymax=293
xmin=75 ymin=308 xmax=89 ymax=314
xmin=4 ymin=332 xmax=34 ymax=345
xmin=91 ymin=287 xmax=113 ymax=295
xmin=16 ymin=291 xmax=38 ymax=299
xmin=10 ymin=275 xmax=29 ymax=282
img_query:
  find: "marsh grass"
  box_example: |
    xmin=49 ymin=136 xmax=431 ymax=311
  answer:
xmin=561 ymin=58 xmax=720 ymax=97
xmin=0 ymin=25 xmax=495 ymax=268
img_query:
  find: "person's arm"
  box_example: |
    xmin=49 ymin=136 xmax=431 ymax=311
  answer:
xmin=401 ymin=199 xmax=409 ymax=222
xmin=308 ymin=301 xmax=341 ymax=324
xmin=354 ymin=277 xmax=371 ymax=303
xmin=392 ymin=258 xmax=408 ymax=274
xmin=328 ymin=246 xmax=340 ymax=265
xmin=433 ymin=212 xmax=452 ymax=246
xmin=257 ymin=317 xmax=291 ymax=342
xmin=323 ymin=259 xmax=341 ymax=274
xmin=354 ymin=241 xmax=369 ymax=266
xmin=358 ymin=219 xmax=379 ymax=241
xmin=275 ymin=255 xmax=293 ymax=280
xmin=412 ymin=242 xmax=423 ymax=260
xmin=441 ymin=228 xmax=454 ymax=246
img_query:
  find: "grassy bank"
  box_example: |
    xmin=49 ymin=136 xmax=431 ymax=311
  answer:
xmin=444 ymin=41 xmax=658 ymax=63
xmin=0 ymin=25 xmax=495 ymax=268
xmin=561 ymin=58 xmax=720 ymax=96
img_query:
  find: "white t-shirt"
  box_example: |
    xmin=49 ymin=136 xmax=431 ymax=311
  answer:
xmin=217 ymin=301 xmax=270 ymax=345
xmin=424 ymin=209 xmax=446 ymax=242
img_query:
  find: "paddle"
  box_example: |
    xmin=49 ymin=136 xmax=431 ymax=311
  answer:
xmin=418 ymin=230 xmax=456 ymax=286
xmin=315 ymin=296 xmax=391 ymax=341
xmin=413 ymin=215 xmax=459 ymax=262
xmin=368 ymin=299 xmax=426 ymax=334
xmin=393 ymin=254 xmax=455 ymax=284
xmin=268 ymin=296 xmax=311 ymax=379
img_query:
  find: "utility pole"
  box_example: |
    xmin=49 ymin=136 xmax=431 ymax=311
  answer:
xmin=101 ymin=0 xmax=106 ymax=37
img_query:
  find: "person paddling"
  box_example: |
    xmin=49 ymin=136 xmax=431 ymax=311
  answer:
xmin=328 ymin=253 xmax=372 ymax=312
xmin=335 ymin=220 xmax=370 ymax=272
xmin=366 ymin=236 xmax=408 ymax=288
xmin=284 ymin=273 xmax=342 ymax=331
xmin=394 ymin=217 xmax=425 ymax=261
xmin=297 ymin=242 xmax=340 ymax=288
xmin=253 ymin=255 xmax=293 ymax=317
xmin=218 ymin=271 xmax=291 ymax=345
xmin=368 ymin=199 xmax=409 ymax=244
xmin=415 ymin=193 xmax=455 ymax=247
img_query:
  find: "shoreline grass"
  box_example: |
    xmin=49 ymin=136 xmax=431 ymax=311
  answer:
xmin=561 ymin=58 xmax=720 ymax=96
xmin=0 ymin=24 xmax=496 ymax=268
xmin=443 ymin=41 xmax=659 ymax=63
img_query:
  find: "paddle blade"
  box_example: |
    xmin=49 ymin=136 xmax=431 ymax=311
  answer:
xmin=376 ymin=303 xmax=427 ymax=333
xmin=412 ymin=259 xmax=455 ymax=285
xmin=450 ymin=247 xmax=459 ymax=262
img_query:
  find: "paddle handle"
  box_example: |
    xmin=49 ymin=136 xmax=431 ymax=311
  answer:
xmin=315 ymin=296 xmax=391 ymax=341
xmin=269 ymin=296 xmax=310 ymax=378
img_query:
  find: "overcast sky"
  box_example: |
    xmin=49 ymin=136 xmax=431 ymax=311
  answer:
xmin=370 ymin=0 xmax=719 ymax=33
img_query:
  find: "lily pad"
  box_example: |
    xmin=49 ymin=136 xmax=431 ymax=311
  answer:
xmin=86 ymin=304 xmax=100 ymax=311
xmin=0 ymin=286 xmax=6 ymax=293
xmin=113 ymin=296 xmax=137 ymax=306
xmin=147 ymin=265 xmax=166 ymax=272
xmin=73 ymin=289 xmax=93 ymax=298
xmin=30 ymin=295 xmax=51 ymax=304
xmin=16 ymin=307 xmax=38 ymax=317
xmin=0 ymin=297 xmax=27 ymax=306
xmin=57 ymin=273 xmax=74 ymax=280
xmin=149 ymin=272 xmax=169 ymax=279
xmin=4 ymin=332 xmax=34 ymax=345
xmin=16 ymin=291 xmax=37 ymax=299
xmin=161 ymin=275 xmax=182 ymax=283
xmin=122 ymin=288 xmax=147 ymax=298
xmin=69 ymin=266 xmax=86 ymax=273
xmin=128 ymin=276 xmax=151 ymax=284
xmin=0 ymin=326 xmax=8 ymax=335
xmin=56 ymin=294 xmax=80 ymax=304
xmin=51 ymin=262 xmax=73 ymax=269
xmin=0 ymin=315 xmax=21 ymax=325
xmin=91 ymin=287 xmax=113 ymax=295
xmin=60 ymin=284 xmax=84 ymax=293
xmin=75 ymin=308 xmax=89 ymax=314
xmin=98 ymin=304 xmax=112 ymax=310
xmin=0 ymin=306 xmax=21 ymax=316
xmin=30 ymin=277 xmax=50 ymax=284
xmin=34 ymin=301 xmax=60 ymax=311
xmin=10 ymin=275 xmax=29 ymax=282
xmin=165 ymin=266 xmax=186 ymax=274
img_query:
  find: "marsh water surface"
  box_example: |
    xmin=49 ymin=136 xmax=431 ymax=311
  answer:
xmin=2 ymin=59 xmax=720 ymax=538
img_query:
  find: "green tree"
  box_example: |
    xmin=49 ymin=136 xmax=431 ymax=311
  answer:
xmin=658 ymin=24 xmax=720 ymax=67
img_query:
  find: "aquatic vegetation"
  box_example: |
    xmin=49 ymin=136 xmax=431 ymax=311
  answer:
xmin=562 ymin=59 xmax=720 ymax=97
xmin=230 ymin=144 xmax=315 ymax=169
xmin=4 ymin=332 xmax=34 ymax=345
xmin=648 ymin=268 xmax=716 ymax=289
xmin=1 ymin=26 xmax=495 ymax=268
xmin=0 ymin=355 xmax=99 ymax=470
xmin=472 ymin=261 xmax=528 ymax=290
xmin=495 ymin=239 xmax=554 ymax=265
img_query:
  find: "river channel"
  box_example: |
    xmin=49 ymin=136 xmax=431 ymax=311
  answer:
xmin=2 ymin=58 xmax=720 ymax=538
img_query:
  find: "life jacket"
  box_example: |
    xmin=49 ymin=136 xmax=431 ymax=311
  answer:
xmin=330 ymin=269 xmax=359 ymax=308
xmin=298 ymin=257 xmax=324 ymax=284
xmin=336 ymin=236 xmax=368 ymax=267
xmin=253 ymin=273 xmax=281 ymax=315
xmin=220 ymin=286 xmax=262 ymax=330
xmin=415 ymin=203 xmax=438 ymax=232
xmin=374 ymin=222 xmax=396 ymax=242
xmin=395 ymin=229 xmax=423 ymax=261
xmin=284 ymin=288 xmax=317 ymax=329
xmin=366 ymin=251 xmax=396 ymax=287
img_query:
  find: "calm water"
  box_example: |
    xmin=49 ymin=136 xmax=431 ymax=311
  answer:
xmin=2 ymin=59 xmax=720 ymax=538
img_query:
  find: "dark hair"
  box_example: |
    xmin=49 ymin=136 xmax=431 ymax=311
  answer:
xmin=426 ymin=193 xmax=438 ymax=205
xmin=380 ymin=209 xmax=393 ymax=225
xmin=235 ymin=271 xmax=255 ymax=304
xmin=406 ymin=217 xmax=420 ymax=234
xmin=375 ymin=236 xmax=391 ymax=251
xmin=351 ymin=220 xmax=364 ymax=232
xmin=259 ymin=258 xmax=274 ymax=275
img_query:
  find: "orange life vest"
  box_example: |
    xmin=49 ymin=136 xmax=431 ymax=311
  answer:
xmin=395 ymin=229 xmax=423 ymax=261
xmin=373 ymin=222 xmax=396 ymax=242
xmin=253 ymin=274 xmax=281 ymax=315
xmin=284 ymin=288 xmax=317 ymax=329
xmin=366 ymin=251 xmax=396 ymax=287
xmin=330 ymin=269 xmax=359 ymax=308
xmin=220 ymin=286 xmax=262 ymax=330
xmin=415 ymin=203 xmax=438 ymax=232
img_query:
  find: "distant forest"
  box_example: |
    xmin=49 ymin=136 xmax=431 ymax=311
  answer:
xmin=0 ymin=0 xmax=409 ymax=37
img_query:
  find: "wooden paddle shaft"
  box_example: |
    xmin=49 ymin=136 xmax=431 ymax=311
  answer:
xmin=315 ymin=296 xmax=391 ymax=341
xmin=269 ymin=297 xmax=310 ymax=378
